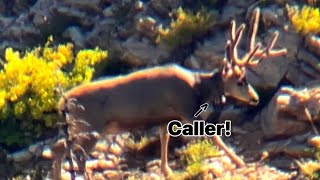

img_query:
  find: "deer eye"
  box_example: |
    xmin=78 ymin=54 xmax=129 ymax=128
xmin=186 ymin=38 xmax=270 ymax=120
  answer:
xmin=237 ymin=81 xmax=245 ymax=86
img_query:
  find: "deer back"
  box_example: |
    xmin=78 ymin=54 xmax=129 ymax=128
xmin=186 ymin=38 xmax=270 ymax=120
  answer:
xmin=57 ymin=64 xmax=224 ymax=135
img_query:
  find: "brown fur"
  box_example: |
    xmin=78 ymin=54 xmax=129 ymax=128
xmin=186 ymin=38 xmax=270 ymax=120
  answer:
xmin=58 ymin=64 xmax=223 ymax=134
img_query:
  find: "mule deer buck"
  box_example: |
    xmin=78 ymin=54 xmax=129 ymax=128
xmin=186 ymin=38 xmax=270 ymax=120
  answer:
xmin=52 ymin=8 xmax=287 ymax=179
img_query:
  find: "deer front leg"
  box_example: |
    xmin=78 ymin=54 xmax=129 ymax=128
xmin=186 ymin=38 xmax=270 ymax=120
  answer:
xmin=159 ymin=125 xmax=173 ymax=177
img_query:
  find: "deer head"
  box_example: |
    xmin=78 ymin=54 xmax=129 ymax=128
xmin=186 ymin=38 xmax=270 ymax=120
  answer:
xmin=222 ymin=8 xmax=287 ymax=105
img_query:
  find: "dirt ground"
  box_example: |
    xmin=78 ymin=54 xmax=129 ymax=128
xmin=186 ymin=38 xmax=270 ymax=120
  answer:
xmin=8 ymin=120 xmax=313 ymax=180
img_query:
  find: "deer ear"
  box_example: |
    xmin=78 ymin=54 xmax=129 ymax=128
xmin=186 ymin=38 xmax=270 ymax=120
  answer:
xmin=238 ymin=68 xmax=246 ymax=81
xmin=222 ymin=66 xmax=226 ymax=78
xmin=222 ymin=57 xmax=235 ymax=80
xmin=222 ymin=59 xmax=227 ymax=74
xmin=226 ymin=69 xmax=233 ymax=79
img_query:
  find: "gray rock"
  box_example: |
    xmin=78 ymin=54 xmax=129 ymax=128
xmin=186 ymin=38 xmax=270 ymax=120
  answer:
xmin=54 ymin=6 xmax=93 ymax=27
xmin=62 ymin=26 xmax=85 ymax=49
xmin=62 ymin=0 xmax=101 ymax=12
xmin=85 ymin=18 xmax=117 ymax=49
xmin=261 ymin=6 xmax=286 ymax=28
xmin=297 ymin=48 xmax=320 ymax=75
xmin=258 ymin=84 xmax=320 ymax=138
xmin=150 ymin=0 xmax=182 ymax=17
xmin=121 ymin=36 xmax=169 ymax=66
xmin=221 ymin=6 xmax=245 ymax=25
xmin=247 ymin=29 xmax=298 ymax=90
xmin=286 ymin=61 xmax=315 ymax=87
xmin=286 ymin=48 xmax=320 ymax=86
xmin=11 ymin=0 xmax=34 ymax=15
xmin=227 ymin=0 xmax=256 ymax=8
xmin=218 ymin=105 xmax=247 ymax=125
xmin=277 ymin=85 xmax=320 ymax=122
xmin=0 ymin=1 xmax=6 ymax=15
xmin=246 ymin=55 xmax=287 ymax=90
xmin=257 ymin=89 xmax=309 ymax=138
xmin=305 ymin=34 xmax=320 ymax=57
xmin=0 ymin=17 xmax=14 ymax=29
xmin=271 ymin=29 xmax=300 ymax=63
xmin=103 ymin=6 xmax=114 ymax=17
xmin=184 ymin=35 xmax=226 ymax=71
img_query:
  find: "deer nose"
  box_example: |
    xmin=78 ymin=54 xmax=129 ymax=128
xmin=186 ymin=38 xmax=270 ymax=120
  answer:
xmin=250 ymin=98 xmax=259 ymax=105
xmin=248 ymin=84 xmax=259 ymax=105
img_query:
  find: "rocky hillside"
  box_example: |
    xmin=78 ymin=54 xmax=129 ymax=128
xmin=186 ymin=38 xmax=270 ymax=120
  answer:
xmin=1 ymin=0 xmax=320 ymax=179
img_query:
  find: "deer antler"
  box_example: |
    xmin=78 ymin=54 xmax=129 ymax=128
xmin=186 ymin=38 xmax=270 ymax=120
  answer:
xmin=225 ymin=8 xmax=287 ymax=68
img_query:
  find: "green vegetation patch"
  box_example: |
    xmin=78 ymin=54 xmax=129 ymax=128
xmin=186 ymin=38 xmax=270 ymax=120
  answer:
xmin=156 ymin=7 xmax=214 ymax=52
xmin=174 ymin=138 xmax=220 ymax=179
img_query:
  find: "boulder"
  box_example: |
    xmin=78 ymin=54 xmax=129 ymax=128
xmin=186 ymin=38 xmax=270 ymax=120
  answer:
xmin=121 ymin=36 xmax=169 ymax=66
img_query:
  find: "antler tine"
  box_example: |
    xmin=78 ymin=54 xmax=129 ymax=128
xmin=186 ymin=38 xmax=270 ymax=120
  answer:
xmin=225 ymin=6 xmax=287 ymax=71
xmin=244 ymin=7 xmax=266 ymax=66
xmin=230 ymin=20 xmax=245 ymax=44
xmin=246 ymin=7 xmax=287 ymax=65
xmin=230 ymin=23 xmax=247 ymax=66
xmin=249 ymin=30 xmax=287 ymax=64
xmin=234 ymin=24 xmax=245 ymax=47
xmin=230 ymin=20 xmax=236 ymax=41
xmin=246 ymin=7 xmax=271 ymax=65
xmin=224 ymin=40 xmax=232 ymax=63
xmin=248 ymin=7 xmax=260 ymax=53
xmin=267 ymin=31 xmax=279 ymax=52
xmin=243 ymin=43 xmax=262 ymax=66
xmin=265 ymin=31 xmax=288 ymax=57
xmin=223 ymin=41 xmax=233 ymax=79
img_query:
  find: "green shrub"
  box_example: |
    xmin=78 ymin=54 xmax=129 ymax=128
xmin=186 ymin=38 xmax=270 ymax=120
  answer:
xmin=175 ymin=138 xmax=220 ymax=179
xmin=156 ymin=7 xmax=214 ymax=52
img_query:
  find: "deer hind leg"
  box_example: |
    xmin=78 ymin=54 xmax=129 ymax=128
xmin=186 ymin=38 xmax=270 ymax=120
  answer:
xmin=159 ymin=125 xmax=173 ymax=177
xmin=188 ymin=105 xmax=245 ymax=167
xmin=200 ymin=109 xmax=245 ymax=167
xmin=52 ymin=155 xmax=63 ymax=180
xmin=51 ymin=139 xmax=67 ymax=180
xmin=212 ymin=135 xmax=245 ymax=167
xmin=190 ymin=104 xmax=245 ymax=167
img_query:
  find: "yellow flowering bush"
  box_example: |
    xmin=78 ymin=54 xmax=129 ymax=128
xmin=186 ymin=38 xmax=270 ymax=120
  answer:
xmin=174 ymin=139 xmax=220 ymax=179
xmin=0 ymin=37 xmax=107 ymax=147
xmin=156 ymin=7 xmax=214 ymax=51
xmin=289 ymin=5 xmax=320 ymax=35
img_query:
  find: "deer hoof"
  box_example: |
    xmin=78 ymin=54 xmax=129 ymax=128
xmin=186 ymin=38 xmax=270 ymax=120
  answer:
xmin=161 ymin=164 xmax=173 ymax=177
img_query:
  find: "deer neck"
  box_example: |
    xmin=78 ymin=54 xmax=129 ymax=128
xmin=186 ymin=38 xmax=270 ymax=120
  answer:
xmin=194 ymin=71 xmax=224 ymax=106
